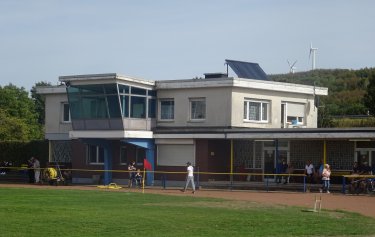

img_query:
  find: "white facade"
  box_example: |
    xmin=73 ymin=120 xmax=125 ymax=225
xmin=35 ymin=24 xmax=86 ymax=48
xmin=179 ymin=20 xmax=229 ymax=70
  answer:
xmin=156 ymin=77 xmax=327 ymax=129
xmin=37 ymin=86 xmax=71 ymax=140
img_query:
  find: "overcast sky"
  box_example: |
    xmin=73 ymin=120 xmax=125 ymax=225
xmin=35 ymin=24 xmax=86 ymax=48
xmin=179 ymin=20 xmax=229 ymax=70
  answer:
xmin=1 ymin=0 xmax=374 ymax=92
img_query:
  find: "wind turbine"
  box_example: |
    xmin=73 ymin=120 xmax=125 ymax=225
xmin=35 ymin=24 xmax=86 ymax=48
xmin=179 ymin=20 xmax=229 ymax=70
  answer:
xmin=287 ymin=60 xmax=297 ymax=73
xmin=309 ymin=43 xmax=318 ymax=70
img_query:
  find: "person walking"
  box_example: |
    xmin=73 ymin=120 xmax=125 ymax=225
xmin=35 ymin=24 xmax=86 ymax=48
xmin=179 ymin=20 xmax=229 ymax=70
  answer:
xmin=320 ymin=164 xmax=331 ymax=193
xmin=183 ymin=162 xmax=195 ymax=194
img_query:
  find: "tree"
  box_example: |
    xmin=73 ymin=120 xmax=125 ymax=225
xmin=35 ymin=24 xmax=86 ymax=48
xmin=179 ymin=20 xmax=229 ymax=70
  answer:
xmin=31 ymin=81 xmax=52 ymax=125
xmin=0 ymin=84 xmax=43 ymax=141
xmin=0 ymin=109 xmax=30 ymax=141
xmin=364 ymin=73 xmax=375 ymax=116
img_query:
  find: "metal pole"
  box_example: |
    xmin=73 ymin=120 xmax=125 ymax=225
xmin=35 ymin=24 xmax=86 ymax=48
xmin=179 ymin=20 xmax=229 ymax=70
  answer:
xmin=197 ymin=166 xmax=200 ymax=190
xmin=230 ymin=139 xmax=233 ymax=190
xmin=162 ymin=174 xmax=166 ymax=189
xmin=323 ymin=140 xmax=327 ymax=165
xmin=303 ymin=176 xmax=306 ymax=192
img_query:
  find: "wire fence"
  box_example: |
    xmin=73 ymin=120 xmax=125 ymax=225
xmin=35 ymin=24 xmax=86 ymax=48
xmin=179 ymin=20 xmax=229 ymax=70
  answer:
xmin=1 ymin=166 xmax=374 ymax=195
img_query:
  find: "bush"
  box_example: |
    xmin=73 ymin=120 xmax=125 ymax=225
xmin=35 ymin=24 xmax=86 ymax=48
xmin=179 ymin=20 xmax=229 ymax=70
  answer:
xmin=332 ymin=117 xmax=375 ymax=127
xmin=0 ymin=140 xmax=48 ymax=167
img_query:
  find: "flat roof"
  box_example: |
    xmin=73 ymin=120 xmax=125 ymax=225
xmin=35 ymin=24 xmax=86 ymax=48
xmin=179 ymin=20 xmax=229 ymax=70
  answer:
xmin=58 ymin=73 xmax=155 ymax=87
xmin=156 ymin=77 xmax=328 ymax=96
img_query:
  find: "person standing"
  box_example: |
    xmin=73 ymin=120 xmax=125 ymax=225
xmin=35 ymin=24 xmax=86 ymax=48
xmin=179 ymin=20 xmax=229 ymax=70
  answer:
xmin=286 ymin=162 xmax=294 ymax=184
xmin=305 ymin=160 xmax=315 ymax=191
xmin=27 ymin=157 xmax=35 ymax=183
xmin=320 ymin=164 xmax=331 ymax=193
xmin=33 ymin=157 xmax=41 ymax=184
xmin=127 ymin=161 xmax=136 ymax=188
xmin=183 ymin=162 xmax=195 ymax=194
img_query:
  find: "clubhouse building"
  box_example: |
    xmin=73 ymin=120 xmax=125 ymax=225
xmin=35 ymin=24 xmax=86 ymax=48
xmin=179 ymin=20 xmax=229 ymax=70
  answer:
xmin=37 ymin=60 xmax=375 ymax=185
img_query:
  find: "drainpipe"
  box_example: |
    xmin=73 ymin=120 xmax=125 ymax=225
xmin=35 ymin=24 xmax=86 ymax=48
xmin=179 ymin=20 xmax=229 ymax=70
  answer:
xmin=323 ymin=140 xmax=327 ymax=164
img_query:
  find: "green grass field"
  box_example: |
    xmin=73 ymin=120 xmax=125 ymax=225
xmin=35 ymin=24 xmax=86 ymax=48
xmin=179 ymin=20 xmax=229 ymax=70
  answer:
xmin=0 ymin=188 xmax=374 ymax=237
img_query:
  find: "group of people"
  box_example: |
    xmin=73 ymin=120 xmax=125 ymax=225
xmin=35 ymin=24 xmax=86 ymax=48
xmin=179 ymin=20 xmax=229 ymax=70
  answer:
xmin=276 ymin=159 xmax=294 ymax=184
xmin=127 ymin=161 xmax=143 ymax=188
xmin=0 ymin=160 xmax=13 ymax=175
xmin=27 ymin=157 xmax=40 ymax=184
xmin=304 ymin=160 xmax=331 ymax=193
xmin=350 ymin=160 xmax=374 ymax=193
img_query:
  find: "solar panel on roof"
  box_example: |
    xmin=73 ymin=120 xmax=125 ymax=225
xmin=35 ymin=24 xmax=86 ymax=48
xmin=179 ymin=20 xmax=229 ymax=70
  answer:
xmin=225 ymin=59 xmax=268 ymax=80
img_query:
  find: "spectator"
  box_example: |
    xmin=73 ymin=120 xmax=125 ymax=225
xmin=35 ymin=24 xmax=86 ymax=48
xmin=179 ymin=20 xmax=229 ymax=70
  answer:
xmin=320 ymin=164 xmax=331 ymax=193
xmin=135 ymin=169 xmax=142 ymax=188
xmin=315 ymin=159 xmax=324 ymax=184
xmin=127 ymin=161 xmax=136 ymax=188
xmin=351 ymin=161 xmax=360 ymax=174
xmin=286 ymin=163 xmax=294 ymax=184
xmin=305 ymin=160 xmax=315 ymax=185
xmin=32 ymin=157 xmax=41 ymax=184
xmin=27 ymin=157 xmax=35 ymax=183
xmin=360 ymin=162 xmax=371 ymax=175
xmin=276 ymin=159 xmax=288 ymax=184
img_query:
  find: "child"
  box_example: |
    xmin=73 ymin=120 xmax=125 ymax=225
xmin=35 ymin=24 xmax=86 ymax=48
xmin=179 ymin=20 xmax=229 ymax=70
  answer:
xmin=135 ymin=169 xmax=143 ymax=188
xmin=320 ymin=164 xmax=331 ymax=193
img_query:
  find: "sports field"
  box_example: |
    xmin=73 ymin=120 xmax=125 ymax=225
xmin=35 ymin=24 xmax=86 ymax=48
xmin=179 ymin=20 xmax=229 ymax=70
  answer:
xmin=0 ymin=185 xmax=374 ymax=236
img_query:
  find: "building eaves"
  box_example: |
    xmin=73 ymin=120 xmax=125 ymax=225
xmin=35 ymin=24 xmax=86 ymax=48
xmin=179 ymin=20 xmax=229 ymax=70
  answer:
xmin=156 ymin=77 xmax=328 ymax=96
xmin=59 ymin=73 xmax=155 ymax=86
xmin=153 ymin=127 xmax=375 ymax=140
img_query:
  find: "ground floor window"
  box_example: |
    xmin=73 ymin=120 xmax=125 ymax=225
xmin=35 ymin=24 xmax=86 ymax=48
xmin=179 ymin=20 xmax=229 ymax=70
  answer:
xmin=120 ymin=145 xmax=146 ymax=166
xmin=87 ymin=145 xmax=104 ymax=164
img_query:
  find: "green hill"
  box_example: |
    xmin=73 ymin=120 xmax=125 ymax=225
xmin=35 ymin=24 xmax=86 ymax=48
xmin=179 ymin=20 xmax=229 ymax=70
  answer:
xmin=269 ymin=68 xmax=375 ymax=127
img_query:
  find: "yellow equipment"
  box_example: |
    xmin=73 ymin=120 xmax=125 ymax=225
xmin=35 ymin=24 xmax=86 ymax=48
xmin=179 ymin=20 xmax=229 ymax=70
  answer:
xmin=43 ymin=167 xmax=65 ymax=185
xmin=97 ymin=183 xmax=122 ymax=189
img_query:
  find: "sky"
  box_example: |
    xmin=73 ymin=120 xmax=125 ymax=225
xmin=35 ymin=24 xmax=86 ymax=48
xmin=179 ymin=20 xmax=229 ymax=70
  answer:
xmin=0 ymin=0 xmax=374 ymax=92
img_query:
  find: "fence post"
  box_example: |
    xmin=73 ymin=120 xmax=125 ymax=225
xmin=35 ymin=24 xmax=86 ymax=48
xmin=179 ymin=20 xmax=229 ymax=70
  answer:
xmin=266 ymin=176 xmax=269 ymax=192
xmin=342 ymin=175 xmax=346 ymax=194
xmin=162 ymin=174 xmax=166 ymax=189
xmin=303 ymin=176 xmax=306 ymax=192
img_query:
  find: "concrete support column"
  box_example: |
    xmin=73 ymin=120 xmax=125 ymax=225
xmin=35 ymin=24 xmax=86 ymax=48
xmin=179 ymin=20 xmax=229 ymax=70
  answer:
xmin=103 ymin=145 xmax=113 ymax=185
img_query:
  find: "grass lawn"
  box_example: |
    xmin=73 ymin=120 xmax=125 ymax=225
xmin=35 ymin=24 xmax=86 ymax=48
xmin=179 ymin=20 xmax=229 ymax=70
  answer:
xmin=0 ymin=188 xmax=374 ymax=236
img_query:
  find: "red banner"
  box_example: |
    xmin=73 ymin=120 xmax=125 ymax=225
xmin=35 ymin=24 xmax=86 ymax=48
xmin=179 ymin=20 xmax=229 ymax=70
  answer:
xmin=144 ymin=159 xmax=152 ymax=170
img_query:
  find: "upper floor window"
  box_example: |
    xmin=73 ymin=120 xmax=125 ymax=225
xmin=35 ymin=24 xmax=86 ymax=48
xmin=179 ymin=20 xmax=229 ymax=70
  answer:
xmin=190 ymin=98 xmax=206 ymax=120
xmin=160 ymin=99 xmax=174 ymax=120
xmin=285 ymin=102 xmax=305 ymax=125
xmin=62 ymin=102 xmax=71 ymax=123
xmin=87 ymin=145 xmax=104 ymax=164
xmin=244 ymin=99 xmax=269 ymax=122
xmin=118 ymin=85 xmax=155 ymax=119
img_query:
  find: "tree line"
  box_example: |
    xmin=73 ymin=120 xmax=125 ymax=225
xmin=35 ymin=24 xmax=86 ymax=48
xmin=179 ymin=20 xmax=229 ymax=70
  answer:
xmin=0 ymin=82 xmax=50 ymax=141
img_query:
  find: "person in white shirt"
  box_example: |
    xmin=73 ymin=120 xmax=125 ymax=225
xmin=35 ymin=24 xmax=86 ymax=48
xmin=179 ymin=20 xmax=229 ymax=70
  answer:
xmin=32 ymin=157 xmax=41 ymax=184
xmin=183 ymin=162 xmax=195 ymax=194
xmin=304 ymin=160 xmax=315 ymax=185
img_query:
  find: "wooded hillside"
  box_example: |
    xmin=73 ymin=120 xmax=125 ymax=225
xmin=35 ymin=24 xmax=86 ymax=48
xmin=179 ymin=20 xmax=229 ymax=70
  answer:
xmin=269 ymin=68 xmax=375 ymax=116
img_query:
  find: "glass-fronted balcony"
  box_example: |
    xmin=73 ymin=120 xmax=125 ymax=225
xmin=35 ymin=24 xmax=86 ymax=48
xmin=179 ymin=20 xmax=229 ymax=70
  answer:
xmin=66 ymin=83 xmax=156 ymax=130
